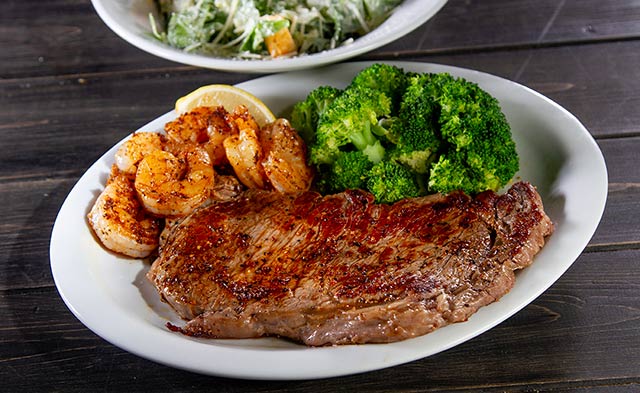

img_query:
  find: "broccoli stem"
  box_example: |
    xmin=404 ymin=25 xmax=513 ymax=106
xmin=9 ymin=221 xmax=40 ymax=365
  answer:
xmin=348 ymin=122 xmax=378 ymax=151
xmin=362 ymin=141 xmax=386 ymax=163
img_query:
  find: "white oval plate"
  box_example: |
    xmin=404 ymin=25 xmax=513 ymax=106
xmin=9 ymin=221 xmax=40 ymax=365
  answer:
xmin=50 ymin=61 xmax=607 ymax=380
xmin=90 ymin=0 xmax=448 ymax=73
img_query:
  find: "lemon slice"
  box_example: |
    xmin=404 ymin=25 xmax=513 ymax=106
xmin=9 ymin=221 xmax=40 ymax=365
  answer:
xmin=175 ymin=84 xmax=276 ymax=127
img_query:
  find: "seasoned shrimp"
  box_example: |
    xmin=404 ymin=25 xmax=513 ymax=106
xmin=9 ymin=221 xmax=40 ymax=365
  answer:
xmin=134 ymin=144 xmax=215 ymax=216
xmin=165 ymin=106 xmax=236 ymax=166
xmin=114 ymin=132 xmax=165 ymax=175
xmin=260 ymin=118 xmax=314 ymax=192
xmin=88 ymin=167 xmax=161 ymax=258
xmin=223 ymin=105 xmax=268 ymax=189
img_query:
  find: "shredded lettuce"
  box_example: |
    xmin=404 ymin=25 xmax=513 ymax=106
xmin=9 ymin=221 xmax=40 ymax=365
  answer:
xmin=151 ymin=0 xmax=403 ymax=59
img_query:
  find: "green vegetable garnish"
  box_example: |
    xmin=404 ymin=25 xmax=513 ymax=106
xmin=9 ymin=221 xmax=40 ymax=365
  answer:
xmin=151 ymin=0 xmax=403 ymax=59
xmin=291 ymin=63 xmax=520 ymax=203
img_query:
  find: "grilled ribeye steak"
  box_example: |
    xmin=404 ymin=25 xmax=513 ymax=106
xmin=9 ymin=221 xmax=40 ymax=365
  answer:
xmin=148 ymin=182 xmax=553 ymax=346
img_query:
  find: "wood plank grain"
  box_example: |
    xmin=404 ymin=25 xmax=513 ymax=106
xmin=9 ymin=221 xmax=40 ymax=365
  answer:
xmin=587 ymin=137 xmax=640 ymax=248
xmin=0 ymin=135 xmax=637 ymax=289
xmin=379 ymin=0 xmax=640 ymax=55
xmin=0 ymin=175 xmax=77 ymax=291
xmin=590 ymin=184 xmax=640 ymax=249
xmin=1 ymin=249 xmax=638 ymax=392
xmin=394 ymin=40 xmax=640 ymax=138
xmin=4 ymin=0 xmax=640 ymax=79
xmin=3 ymin=0 xmax=638 ymax=391
xmin=1 ymin=0 xmax=174 ymax=79
xmin=1 ymin=70 xmax=639 ymax=291
xmin=1 ymin=40 xmax=639 ymax=179
xmin=0 ymin=68 xmax=251 ymax=177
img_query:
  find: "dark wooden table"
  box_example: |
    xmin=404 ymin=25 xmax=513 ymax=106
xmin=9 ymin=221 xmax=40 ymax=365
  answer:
xmin=2 ymin=1 xmax=639 ymax=391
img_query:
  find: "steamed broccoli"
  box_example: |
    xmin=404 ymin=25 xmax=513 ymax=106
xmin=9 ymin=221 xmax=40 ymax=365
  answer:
xmin=310 ymin=86 xmax=391 ymax=165
xmin=371 ymin=116 xmax=403 ymax=146
xmin=290 ymin=63 xmax=519 ymax=204
xmin=366 ymin=161 xmax=421 ymax=204
xmin=386 ymin=73 xmax=446 ymax=174
xmin=290 ymin=85 xmax=342 ymax=146
xmin=426 ymin=74 xmax=519 ymax=194
xmin=348 ymin=63 xmax=408 ymax=111
xmin=324 ymin=150 xmax=374 ymax=193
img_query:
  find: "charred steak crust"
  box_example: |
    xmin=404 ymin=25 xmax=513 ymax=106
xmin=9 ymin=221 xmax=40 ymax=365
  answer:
xmin=148 ymin=182 xmax=554 ymax=346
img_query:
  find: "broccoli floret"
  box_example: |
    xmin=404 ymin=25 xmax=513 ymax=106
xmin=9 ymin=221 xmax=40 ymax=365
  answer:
xmin=324 ymin=150 xmax=374 ymax=193
xmin=370 ymin=116 xmax=403 ymax=146
xmin=291 ymin=64 xmax=519 ymax=203
xmin=348 ymin=63 xmax=408 ymax=111
xmin=430 ymin=149 xmax=514 ymax=195
xmin=428 ymin=153 xmax=477 ymax=194
xmin=366 ymin=161 xmax=422 ymax=204
xmin=390 ymin=146 xmax=437 ymax=175
xmin=387 ymin=73 xmax=444 ymax=174
xmin=290 ymin=85 xmax=343 ymax=146
xmin=427 ymin=74 xmax=519 ymax=194
xmin=310 ymin=86 xmax=390 ymax=165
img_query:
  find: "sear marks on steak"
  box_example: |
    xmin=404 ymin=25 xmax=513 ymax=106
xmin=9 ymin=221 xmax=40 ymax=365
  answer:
xmin=147 ymin=182 xmax=554 ymax=346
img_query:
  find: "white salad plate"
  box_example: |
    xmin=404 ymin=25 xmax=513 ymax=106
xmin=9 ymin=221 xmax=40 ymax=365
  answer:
xmin=50 ymin=61 xmax=608 ymax=380
xmin=90 ymin=0 xmax=448 ymax=73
